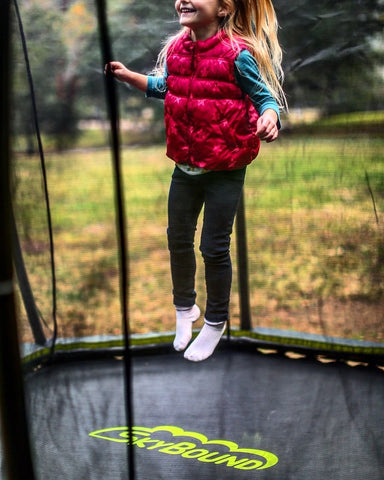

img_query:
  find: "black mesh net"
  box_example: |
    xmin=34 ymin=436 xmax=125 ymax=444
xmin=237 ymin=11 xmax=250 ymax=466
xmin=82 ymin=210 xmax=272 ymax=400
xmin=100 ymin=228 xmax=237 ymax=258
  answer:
xmin=10 ymin=0 xmax=384 ymax=349
xmin=2 ymin=1 xmax=384 ymax=480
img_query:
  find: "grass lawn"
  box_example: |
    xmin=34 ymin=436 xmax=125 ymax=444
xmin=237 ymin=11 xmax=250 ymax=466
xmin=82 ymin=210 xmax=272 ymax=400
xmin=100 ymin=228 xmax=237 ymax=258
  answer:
xmin=13 ymin=136 xmax=384 ymax=343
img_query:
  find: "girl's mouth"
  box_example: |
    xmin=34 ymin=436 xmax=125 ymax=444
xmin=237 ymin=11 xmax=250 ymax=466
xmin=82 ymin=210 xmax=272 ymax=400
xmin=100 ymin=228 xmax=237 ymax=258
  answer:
xmin=180 ymin=7 xmax=196 ymax=14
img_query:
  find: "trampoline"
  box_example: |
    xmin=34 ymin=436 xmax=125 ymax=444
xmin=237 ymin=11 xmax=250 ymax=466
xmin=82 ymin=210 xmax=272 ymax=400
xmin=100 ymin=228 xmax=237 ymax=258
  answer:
xmin=1 ymin=1 xmax=384 ymax=479
xmin=20 ymin=343 xmax=384 ymax=480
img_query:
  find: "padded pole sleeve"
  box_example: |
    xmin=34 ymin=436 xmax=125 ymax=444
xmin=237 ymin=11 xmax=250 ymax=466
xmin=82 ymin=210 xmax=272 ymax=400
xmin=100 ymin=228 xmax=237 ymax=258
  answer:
xmin=0 ymin=1 xmax=36 ymax=478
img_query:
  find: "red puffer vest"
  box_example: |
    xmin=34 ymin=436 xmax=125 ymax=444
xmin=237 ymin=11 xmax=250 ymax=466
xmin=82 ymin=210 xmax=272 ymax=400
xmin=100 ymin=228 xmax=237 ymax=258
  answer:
xmin=164 ymin=31 xmax=260 ymax=171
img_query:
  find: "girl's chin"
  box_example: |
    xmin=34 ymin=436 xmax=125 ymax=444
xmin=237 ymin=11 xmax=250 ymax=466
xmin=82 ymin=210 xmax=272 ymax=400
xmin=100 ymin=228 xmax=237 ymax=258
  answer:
xmin=179 ymin=13 xmax=196 ymax=24
xmin=179 ymin=19 xmax=192 ymax=26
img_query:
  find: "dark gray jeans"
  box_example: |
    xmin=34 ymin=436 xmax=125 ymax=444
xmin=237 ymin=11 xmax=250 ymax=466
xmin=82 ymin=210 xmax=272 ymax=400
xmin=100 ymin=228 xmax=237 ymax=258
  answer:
xmin=167 ymin=165 xmax=246 ymax=324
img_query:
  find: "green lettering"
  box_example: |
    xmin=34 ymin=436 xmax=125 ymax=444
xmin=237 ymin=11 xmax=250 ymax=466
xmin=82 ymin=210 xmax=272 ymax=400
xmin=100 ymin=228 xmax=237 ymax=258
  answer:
xmin=181 ymin=449 xmax=210 ymax=459
xmin=159 ymin=442 xmax=196 ymax=455
xmin=90 ymin=426 xmax=279 ymax=471
xmin=131 ymin=437 xmax=158 ymax=449
xmin=234 ymin=460 xmax=264 ymax=470
xmin=120 ymin=434 xmax=138 ymax=445
xmin=198 ymin=453 xmax=231 ymax=464
xmin=214 ymin=455 xmax=249 ymax=468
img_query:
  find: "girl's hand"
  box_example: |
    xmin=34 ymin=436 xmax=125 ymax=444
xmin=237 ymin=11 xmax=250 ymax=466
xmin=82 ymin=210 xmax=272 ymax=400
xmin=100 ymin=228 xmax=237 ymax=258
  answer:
xmin=104 ymin=62 xmax=148 ymax=92
xmin=104 ymin=61 xmax=130 ymax=82
xmin=256 ymin=110 xmax=279 ymax=143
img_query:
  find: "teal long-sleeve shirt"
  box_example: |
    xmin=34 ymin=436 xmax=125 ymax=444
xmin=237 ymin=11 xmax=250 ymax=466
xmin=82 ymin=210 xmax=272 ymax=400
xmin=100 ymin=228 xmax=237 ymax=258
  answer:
xmin=146 ymin=49 xmax=281 ymax=127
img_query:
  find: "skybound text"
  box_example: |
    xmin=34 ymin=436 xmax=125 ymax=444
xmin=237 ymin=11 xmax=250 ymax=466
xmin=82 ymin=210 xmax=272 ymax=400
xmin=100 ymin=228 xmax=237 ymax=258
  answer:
xmin=89 ymin=425 xmax=279 ymax=471
xmin=124 ymin=434 xmax=268 ymax=471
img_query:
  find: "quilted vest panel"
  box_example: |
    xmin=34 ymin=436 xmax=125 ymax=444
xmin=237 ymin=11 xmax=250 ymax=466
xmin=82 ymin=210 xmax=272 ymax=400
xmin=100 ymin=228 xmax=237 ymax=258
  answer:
xmin=164 ymin=31 xmax=260 ymax=171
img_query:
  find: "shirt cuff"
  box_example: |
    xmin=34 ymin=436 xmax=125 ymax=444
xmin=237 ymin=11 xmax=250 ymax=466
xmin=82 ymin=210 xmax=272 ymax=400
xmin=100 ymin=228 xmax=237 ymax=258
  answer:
xmin=259 ymin=104 xmax=282 ymax=130
xmin=146 ymin=75 xmax=154 ymax=97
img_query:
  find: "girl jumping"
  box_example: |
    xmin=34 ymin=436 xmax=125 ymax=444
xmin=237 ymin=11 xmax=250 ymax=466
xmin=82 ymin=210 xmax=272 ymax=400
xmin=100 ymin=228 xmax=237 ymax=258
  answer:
xmin=106 ymin=0 xmax=286 ymax=361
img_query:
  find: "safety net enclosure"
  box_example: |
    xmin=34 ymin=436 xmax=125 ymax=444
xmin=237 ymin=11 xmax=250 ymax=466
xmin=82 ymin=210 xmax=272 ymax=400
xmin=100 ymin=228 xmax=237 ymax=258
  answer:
xmin=1 ymin=0 xmax=384 ymax=479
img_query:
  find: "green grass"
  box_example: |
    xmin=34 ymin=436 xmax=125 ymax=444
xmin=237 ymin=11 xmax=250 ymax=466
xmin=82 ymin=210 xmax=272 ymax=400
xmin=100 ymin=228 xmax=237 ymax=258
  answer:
xmin=316 ymin=111 xmax=384 ymax=127
xmin=288 ymin=111 xmax=384 ymax=137
xmin=13 ymin=137 xmax=384 ymax=343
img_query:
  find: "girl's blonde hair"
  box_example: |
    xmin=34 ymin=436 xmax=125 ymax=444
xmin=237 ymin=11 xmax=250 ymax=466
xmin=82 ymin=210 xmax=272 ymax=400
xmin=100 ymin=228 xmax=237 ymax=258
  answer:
xmin=156 ymin=0 xmax=286 ymax=109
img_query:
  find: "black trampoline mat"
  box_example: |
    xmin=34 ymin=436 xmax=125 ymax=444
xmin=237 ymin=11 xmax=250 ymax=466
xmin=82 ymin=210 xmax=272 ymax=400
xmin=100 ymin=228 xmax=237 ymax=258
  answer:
xmin=21 ymin=347 xmax=384 ymax=480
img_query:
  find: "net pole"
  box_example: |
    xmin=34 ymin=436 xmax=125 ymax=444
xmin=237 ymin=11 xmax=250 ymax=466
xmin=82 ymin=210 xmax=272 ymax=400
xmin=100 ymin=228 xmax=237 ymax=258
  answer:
xmin=94 ymin=1 xmax=135 ymax=479
xmin=236 ymin=191 xmax=252 ymax=330
xmin=0 ymin=0 xmax=36 ymax=478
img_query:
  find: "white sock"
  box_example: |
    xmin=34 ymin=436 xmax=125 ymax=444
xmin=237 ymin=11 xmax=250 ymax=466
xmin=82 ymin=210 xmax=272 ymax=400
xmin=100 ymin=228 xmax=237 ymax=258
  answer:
xmin=173 ymin=304 xmax=201 ymax=351
xmin=184 ymin=320 xmax=226 ymax=362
